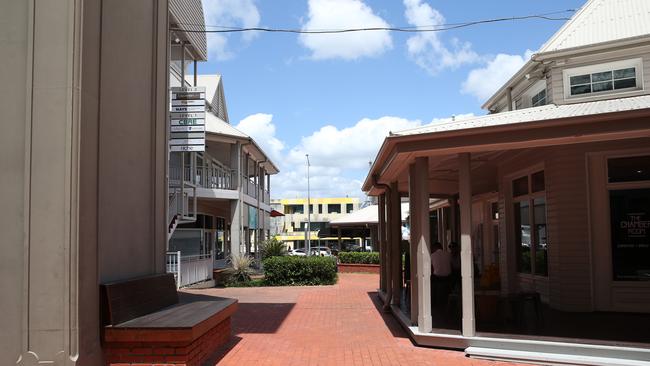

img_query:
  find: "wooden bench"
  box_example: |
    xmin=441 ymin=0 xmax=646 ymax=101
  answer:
xmin=101 ymin=273 xmax=238 ymax=366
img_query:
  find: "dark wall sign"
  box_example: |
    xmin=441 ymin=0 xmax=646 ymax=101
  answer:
xmin=610 ymin=188 xmax=650 ymax=281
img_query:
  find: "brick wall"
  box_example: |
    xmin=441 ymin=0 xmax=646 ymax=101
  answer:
xmin=105 ymin=317 xmax=231 ymax=366
xmin=338 ymin=263 xmax=380 ymax=274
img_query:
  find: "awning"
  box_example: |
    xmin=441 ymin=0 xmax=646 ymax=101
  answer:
xmin=270 ymin=209 xmax=284 ymax=217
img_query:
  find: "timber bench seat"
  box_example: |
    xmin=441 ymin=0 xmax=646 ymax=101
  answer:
xmin=101 ymin=273 xmax=237 ymax=366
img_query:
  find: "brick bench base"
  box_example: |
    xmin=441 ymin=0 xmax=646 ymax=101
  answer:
xmin=105 ymin=317 xmax=231 ymax=366
xmin=338 ymin=263 xmax=380 ymax=274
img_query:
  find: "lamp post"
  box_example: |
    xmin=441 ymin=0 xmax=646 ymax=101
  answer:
xmin=306 ymin=154 xmax=311 ymax=256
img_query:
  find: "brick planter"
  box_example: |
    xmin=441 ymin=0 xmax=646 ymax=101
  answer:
xmin=338 ymin=263 xmax=380 ymax=274
xmin=104 ymin=317 xmax=232 ymax=366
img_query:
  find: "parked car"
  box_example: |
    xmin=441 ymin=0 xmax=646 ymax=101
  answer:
xmin=309 ymin=246 xmax=332 ymax=256
xmin=289 ymin=248 xmax=306 ymax=256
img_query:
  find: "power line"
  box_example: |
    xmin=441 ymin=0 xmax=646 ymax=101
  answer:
xmin=171 ymin=9 xmax=575 ymax=34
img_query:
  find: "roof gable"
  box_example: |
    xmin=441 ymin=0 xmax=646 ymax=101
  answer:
xmin=540 ymin=0 xmax=650 ymax=53
xmin=186 ymin=74 xmax=230 ymax=123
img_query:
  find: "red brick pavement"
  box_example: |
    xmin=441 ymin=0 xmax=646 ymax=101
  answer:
xmin=186 ymin=273 xmax=522 ymax=366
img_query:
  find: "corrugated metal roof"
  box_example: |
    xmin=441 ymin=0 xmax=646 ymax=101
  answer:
xmin=169 ymin=0 xmax=208 ymax=61
xmin=539 ymin=0 xmax=650 ymax=53
xmin=395 ymin=95 xmax=650 ymax=136
xmin=205 ymin=112 xmax=248 ymax=139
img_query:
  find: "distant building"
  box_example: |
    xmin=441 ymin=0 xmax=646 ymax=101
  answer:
xmin=167 ymin=74 xmax=278 ymax=286
xmin=271 ymin=197 xmax=360 ymax=249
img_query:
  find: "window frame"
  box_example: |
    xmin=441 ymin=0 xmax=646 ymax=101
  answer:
xmin=512 ymin=170 xmax=548 ymax=277
xmin=605 ymin=153 xmax=650 ymax=282
xmin=528 ymin=79 xmax=548 ymax=108
xmin=562 ymin=58 xmax=644 ymax=100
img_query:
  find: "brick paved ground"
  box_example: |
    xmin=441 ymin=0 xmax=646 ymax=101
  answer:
xmin=186 ymin=273 xmax=521 ymax=366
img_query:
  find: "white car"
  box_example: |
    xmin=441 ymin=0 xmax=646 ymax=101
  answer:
xmin=309 ymin=246 xmax=332 ymax=257
xmin=289 ymin=248 xmax=306 ymax=256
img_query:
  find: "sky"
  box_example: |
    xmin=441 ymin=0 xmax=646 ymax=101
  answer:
xmin=197 ymin=0 xmax=586 ymax=200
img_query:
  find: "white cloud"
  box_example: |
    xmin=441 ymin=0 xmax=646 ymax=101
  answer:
xmin=286 ymin=116 xmax=421 ymax=170
xmin=299 ymin=0 xmax=393 ymax=60
xmin=235 ymin=113 xmax=284 ymax=164
xmin=461 ymin=50 xmax=534 ymax=101
xmin=237 ymin=113 xmax=476 ymax=199
xmin=280 ymin=116 xmax=422 ymax=198
xmin=403 ymin=0 xmax=480 ymax=74
xmin=202 ymin=0 xmax=260 ymax=60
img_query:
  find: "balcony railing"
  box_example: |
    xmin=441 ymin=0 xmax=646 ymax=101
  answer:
xmin=171 ymin=163 xmax=236 ymax=190
xmin=240 ymin=176 xmax=271 ymax=203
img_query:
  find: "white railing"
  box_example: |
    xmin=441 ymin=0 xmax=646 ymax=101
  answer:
xmin=197 ymin=163 xmax=236 ymax=190
xmin=245 ymin=178 xmax=257 ymax=198
xmin=166 ymin=251 xmax=182 ymax=289
xmin=178 ymin=253 xmax=213 ymax=288
xmin=166 ymin=251 xmax=213 ymax=288
xmin=171 ymin=163 xmax=236 ymax=190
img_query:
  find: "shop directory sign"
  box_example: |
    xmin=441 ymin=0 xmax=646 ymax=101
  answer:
xmin=170 ymin=86 xmax=206 ymax=152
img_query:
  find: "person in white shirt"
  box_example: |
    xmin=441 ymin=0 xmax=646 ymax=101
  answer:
xmin=430 ymin=242 xmax=452 ymax=306
xmin=431 ymin=242 xmax=451 ymax=277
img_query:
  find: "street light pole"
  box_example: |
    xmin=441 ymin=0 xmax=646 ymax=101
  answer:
xmin=306 ymin=154 xmax=311 ymax=256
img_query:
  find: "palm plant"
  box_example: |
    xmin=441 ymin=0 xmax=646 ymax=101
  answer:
xmin=225 ymin=253 xmax=254 ymax=284
xmin=259 ymin=237 xmax=287 ymax=260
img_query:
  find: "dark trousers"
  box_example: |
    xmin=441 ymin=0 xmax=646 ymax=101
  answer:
xmin=430 ymin=274 xmax=451 ymax=307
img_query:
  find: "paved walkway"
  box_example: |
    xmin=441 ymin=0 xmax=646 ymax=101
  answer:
xmin=186 ymin=273 xmax=520 ymax=366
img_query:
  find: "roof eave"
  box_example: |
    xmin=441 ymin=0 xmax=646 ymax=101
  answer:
xmin=480 ymin=59 xmax=537 ymax=111
xmin=366 ymin=107 xmax=650 ymax=193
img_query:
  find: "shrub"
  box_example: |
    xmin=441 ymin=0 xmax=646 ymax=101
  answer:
xmin=225 ymin=278 xmax=266 ymax=287
xmin=338 ymin=251 xmax=379 ymax=265
xmin=225 ymin=253 xmax=255 ymax=284
xmin=263 ymin=256 xmax=337 ymax=286
xmin=259 ymin=237 xmax=287 ymax=260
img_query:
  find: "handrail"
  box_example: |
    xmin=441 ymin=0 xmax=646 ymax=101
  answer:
xmin=170 ymin=164 xmax=236 ymax=190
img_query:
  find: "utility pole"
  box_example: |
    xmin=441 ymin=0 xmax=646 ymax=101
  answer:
xmin=306 ymin=154 xmax=311 ymax=256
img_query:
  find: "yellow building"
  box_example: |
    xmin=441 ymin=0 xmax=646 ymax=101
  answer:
xmin=271 ymin=197 xmax=361 ymax=249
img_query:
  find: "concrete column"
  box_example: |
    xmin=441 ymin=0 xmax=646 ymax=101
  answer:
xmin=410 ymin=158 xmax=432 ymax=330
xmin=378 ymin=194 xmax=387 ymax=294
xmin=230 ymin=143 xmax=242 ymax=255
xmin=458 ymin=153 xmax=476 ymax=336
xmin=390 ymin=182 xmax=402 ymax=306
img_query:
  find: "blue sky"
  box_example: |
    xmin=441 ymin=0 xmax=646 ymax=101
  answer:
xmin=197 ymin=0 xmax=586 ymax=199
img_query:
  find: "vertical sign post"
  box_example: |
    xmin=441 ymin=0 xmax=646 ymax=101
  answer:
xmin=170 ymin=86 xmax=206 ymax=152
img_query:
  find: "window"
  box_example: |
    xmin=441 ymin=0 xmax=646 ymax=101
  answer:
xmin=515 ymin=201 xmax=531 ymax=273
xmin=318 ymin=204 xmax=323 ymax=214
xmin=328 ymin=204 xmax=341 ymax=214
xmin=512 ymin=176 xmax=529 ymax=197
xmin=564 ymin=58 xmax=642 ymax=98
xmin=609 ymin=189 xmax=650 ymax=281
xmin=531 ymin=88 xmax=547 ymax=107
xmin=285 ymin=205 xmax=303 ymax=215
xmin=491 ymin=202 xmax=499 ymax=220
xmin=608 ymin=155 xmax=650 ymax=183
xmin=518 ymin=79 xmax=547 ymax=110
xmin=346 ymin=203 xmax=354 ymax=213
xmin=513 ymin=170 xmax=548 ymax=276
xmin=532 ymin=171 xmax=545 ymax=193
xmin=607 ymin=155 xmax=650 ymax=281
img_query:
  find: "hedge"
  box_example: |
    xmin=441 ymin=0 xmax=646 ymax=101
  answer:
xmin=263 ymin=256 xmax=337 ymax=286
xmin=338 ymin=251 xmax=380 ymax=265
